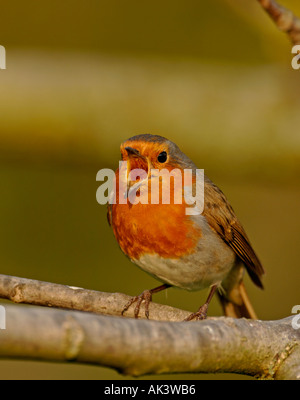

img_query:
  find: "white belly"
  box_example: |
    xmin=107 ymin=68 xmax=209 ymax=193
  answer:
xmin=133 ymin=216 xmax=236 ymax=291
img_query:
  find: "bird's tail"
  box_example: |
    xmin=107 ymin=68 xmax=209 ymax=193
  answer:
xmin=218 ymin=263 xmax=258 ymax=319
xmin=217 ymin=281 xmax=257 ymax=319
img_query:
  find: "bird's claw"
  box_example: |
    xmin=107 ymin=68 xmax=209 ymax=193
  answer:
xmin=121 ymin=290 xmax=152 ymax=319
xmin=184 ymin=303 xmax=208 ymax=321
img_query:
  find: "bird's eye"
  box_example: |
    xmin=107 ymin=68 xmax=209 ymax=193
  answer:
xmin=157 ymin=151 xmax=167 ymax=163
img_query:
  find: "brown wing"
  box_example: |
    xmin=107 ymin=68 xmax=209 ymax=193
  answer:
xmin=203 ymin=177 xmax=265 ymax=289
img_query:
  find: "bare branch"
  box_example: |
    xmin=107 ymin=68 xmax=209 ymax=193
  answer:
xmin=0 ymin=304 xmax=299 ymax=379
xmin=257 ymin=0 xmax=300 ymax=45
xmin=0 ymin=274 xmax=190 ymax=321
xmin=1 ymin=274 xmax=299 ymax=379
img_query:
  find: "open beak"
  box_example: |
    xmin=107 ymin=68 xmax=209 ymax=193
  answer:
xmin=124 ymin=147 xmax=151 ymax=198
xmin=125 ymin=146 xmax=147 ymax=160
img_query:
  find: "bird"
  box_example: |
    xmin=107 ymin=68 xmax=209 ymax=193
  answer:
xmin=107 ymin=134 xmax=265 ymax=320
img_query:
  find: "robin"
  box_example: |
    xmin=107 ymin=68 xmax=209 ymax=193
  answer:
xmin=107 ymin=134 xmax=265 ymax=320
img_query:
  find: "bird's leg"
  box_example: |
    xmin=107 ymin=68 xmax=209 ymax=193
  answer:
xmin=184 ymin=284 xmax=218 ymax=321
xmin=121 ymin=284 xmax=171 ymax=319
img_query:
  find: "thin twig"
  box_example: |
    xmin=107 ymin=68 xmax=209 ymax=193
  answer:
xmin=257 ymin=0 xmax=300 ymax=45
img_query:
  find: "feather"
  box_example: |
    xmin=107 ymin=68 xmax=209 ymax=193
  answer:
xmin=202 ymin=176 xmax=265 ymax=289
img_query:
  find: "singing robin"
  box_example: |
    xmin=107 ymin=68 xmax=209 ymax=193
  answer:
xmin=107 ymin=134 xmax=265 ymax=320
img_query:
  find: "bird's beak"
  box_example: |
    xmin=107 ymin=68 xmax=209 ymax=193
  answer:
xmin=125 ymin=146 xmax=147 ymax=161
xmin=124 ymin=147 xmax=152 ymax=198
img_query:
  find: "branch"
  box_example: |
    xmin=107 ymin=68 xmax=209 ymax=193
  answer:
xmin=257 ymin=0 xmax=300 ymax=45
xmin=0 ymin=304 xmax=299 ymax=379
xmin=0 ymin=274 xmax=299 ymax=378
xmin=0 ymin=274 xmax=190 ymax=321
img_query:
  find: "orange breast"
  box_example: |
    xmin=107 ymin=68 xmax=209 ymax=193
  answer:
xmin=110 ymin=169 xmax=202 ymax=260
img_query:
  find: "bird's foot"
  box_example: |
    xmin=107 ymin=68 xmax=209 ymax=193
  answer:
xmin=184 ymin=303 xmax=208 ymax=321
xmin=121 ymin=290 xmax=152 ymax=319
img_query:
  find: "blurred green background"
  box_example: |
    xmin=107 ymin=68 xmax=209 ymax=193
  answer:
xmin=0 ymin=0 xmax=299 ymax=380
